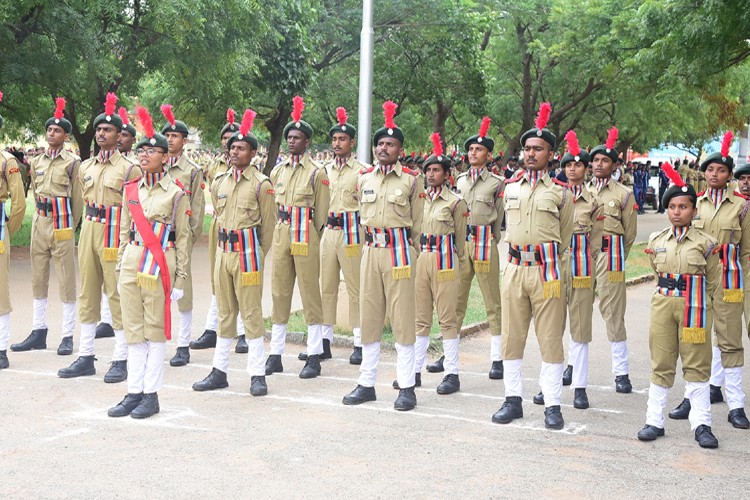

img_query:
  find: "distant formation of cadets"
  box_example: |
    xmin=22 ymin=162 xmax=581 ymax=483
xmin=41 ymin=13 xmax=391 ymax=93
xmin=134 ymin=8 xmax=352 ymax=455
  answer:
xmin=3 ymin=92 xmax=750 ymax=450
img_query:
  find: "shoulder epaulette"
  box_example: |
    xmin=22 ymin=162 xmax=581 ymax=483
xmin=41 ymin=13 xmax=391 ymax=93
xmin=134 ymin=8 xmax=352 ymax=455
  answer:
xmin=123 ymin=177 xmax=140 ymax=186
xmin=506 ymin=173 xmax=523 ymax=184
xmin=489 ymin=172 xmax=504 ymax=182
xmin=402 ymin=166 xmax=419 ymax=176
xmin=457 ymin=171 xmax=468 ymax=179
xmin=360 ymin=166 xmax=375 ymax=175
xmin=734 ymin=191 xmax=748 ymax=200
xmin=552 ymin=178 xmax=567 ymax=187
xmin=697 ymin=190 xmax=705 ymax=197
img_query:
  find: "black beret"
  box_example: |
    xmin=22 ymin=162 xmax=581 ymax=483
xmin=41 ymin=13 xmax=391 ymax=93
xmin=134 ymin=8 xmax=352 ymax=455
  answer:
xmin=135 ymin=132 xmax=169 ymax=151
xmin=121 ymin=123 xmax=137 ymax=138
xmin=700 ymin=151 xmax=734 ymax=172
xmin=560 ymin=150 xmax=591 ymax=169
xmin=220 ymin=123 xmax=239 ymax=139
xmin=161 ymin=120 xmax=190 ymax=136
xmin=283 ymin=119 xmax=313 ymax=140
xmin=520 ymin=127 xmax=556 ymax=149
xmin=45 ymin=116 xmax=73 ymax=134
xmin=423 ymin=153 xmax=452 ymax=171
xmin=463 ymin=134 xmax=494 ymax=153
xmin=734 ymin=163 xmax=750 ymax=179
xmin=227 ymin=130 xmax=259 ymax=150
xmin=373 ymin=126 xmax=405 ymax=146
xmin=589 ymin=144 xmax=619 ymax=163
xmin=662 ymin=183 xmax=697 ymax=207
xmin=93 ymin=112 xmax=123 ymax=129
xmin=329 ymin=122 xmax=356 ymax=138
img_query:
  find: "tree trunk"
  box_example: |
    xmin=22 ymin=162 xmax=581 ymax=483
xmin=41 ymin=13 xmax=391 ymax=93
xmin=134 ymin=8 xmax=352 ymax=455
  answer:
xmin=71 ymin=126 xmax=95 ymax=162
xmin=263 ymin=101 xmax=291 ymax=177
xmin=432 ymin=99 xmax=451 ymax=139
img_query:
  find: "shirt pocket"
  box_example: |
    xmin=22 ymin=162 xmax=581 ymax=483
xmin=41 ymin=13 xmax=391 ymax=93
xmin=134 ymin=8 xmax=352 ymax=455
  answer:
xmin=274 ymin=184 xmax=286 ymax=205
xmin=294 ymin=185 xmax=315 ymax=207
xmin=436 ymin=207 xmax=455 ymax=232
xmin=720 ymin=221 xmax=740 ymax=242
xmin=214 ymin=196 xmax=228 ymax=217
xmin=535 ymin=199 xmax=559 ymax=227
xmin=360 ymin=191 xmax=377 ymax=220
xmin=342 ymin=188 xmax=360 ymax=211
xmin=505 ymin=198 xmax=521 ymax=225
xmin=51 ymin=170 xmax=71 ymax=192
xmin=387 ymin=193 xmax=410 ymax=218
xmin=472 ymin=194 xmax=495 ymax=219
xmin=239 ymin=197 xmax=260 ymax=225
xmin=603 ymin=203 xmax=623 ymax=233
xmin=687 ymin=253 xmax=707 ymax=275
xmin=103 ymin=176 xmax=123 ymax=195
xmin=692 ymin=219 xmax=705 ymax=230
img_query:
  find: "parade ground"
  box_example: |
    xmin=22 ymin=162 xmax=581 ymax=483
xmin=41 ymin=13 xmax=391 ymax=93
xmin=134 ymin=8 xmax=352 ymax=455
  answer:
xmin=3 ymin=212 xmax=750 ymax=498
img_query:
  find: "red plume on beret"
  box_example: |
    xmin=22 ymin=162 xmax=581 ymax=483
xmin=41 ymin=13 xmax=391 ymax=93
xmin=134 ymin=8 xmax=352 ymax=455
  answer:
xmin=606 ymin=127 xmax=619 ymax=150
xmin=721 ymin=130 xmax=734 ymax=158
xmin=430 ymin=132 xmax=444 ymax=157
xmin=411 ymin=151 xmax=416 ymax=159
xmin=104 ymin=92 xmax=118 ymax=116
xmin=535 ymin=102 xmax=552 ymax=130
xmin=54 ymin=97 xmax=66 ymax=120
xmin=478 ymin=116 xmax=491 ymax=138
xmin=160 ymin=104 xmax=176 ymax=127
xmin=0 ymin=91 xmax=3 ymax=102
xmin=226 ymin=108 xmax=236 ymax=125
xmin=336 ymin=107 xmax=348 ymax=126
xmin=383 ymin=100 xmax=398 ymax=129
xmin=291 ymin=96 xmax=304 ymax=123
xmin=661 ymin=161 xmax=685 ymax=188
xmin=118 ymin=106 xmax=130 ymax=126
xmin=239 ymin=109 xmax=256 ymax=137
xmin=565 ymin=130 xmax=581 ymax=157
xmin=136 ymin=106 xmax=155 ymax=139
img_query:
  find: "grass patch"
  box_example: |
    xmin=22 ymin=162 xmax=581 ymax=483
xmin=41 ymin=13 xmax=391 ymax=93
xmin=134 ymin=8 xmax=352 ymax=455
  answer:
xmin=625 ymin=242 xmax=651 ymax=279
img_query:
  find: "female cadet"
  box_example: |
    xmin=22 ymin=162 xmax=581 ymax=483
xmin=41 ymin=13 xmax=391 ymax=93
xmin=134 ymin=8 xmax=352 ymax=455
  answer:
xmin=108 ymin=107 xmax=190 ymax=419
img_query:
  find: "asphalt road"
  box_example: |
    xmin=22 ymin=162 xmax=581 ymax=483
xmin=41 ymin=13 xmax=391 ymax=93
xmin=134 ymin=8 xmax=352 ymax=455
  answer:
xmin=3 ymin=227 xmax=750 ymax=497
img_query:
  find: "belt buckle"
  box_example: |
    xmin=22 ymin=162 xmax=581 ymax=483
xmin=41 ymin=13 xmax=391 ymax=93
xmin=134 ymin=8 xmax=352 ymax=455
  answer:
xmin=373 ymin=233 xmax=387 ymax=246
xmin=520 ymin=250 xmax=536 ymax=262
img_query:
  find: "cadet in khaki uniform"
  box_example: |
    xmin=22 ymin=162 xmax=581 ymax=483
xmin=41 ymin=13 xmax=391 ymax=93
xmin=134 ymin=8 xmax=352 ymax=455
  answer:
xmin=0 ymin=106 xmax=30 ymax=370
xmin=411 ymin=134 xmax=467 ymax=395
xmin=533 ymin=131 xmax=602 ymax=410
xmin=444 ymin=117 xmax=505 ymax=379
xmin=265 ymin=96 xmax=330 ymax=379
xmin=108 ymin=108 xmax=190 ymax=419
xmin=11 ymin=98 xmax=82 ymax=357
xmin=58 ymin=93 xmax=142 ymax=382
xmin=193 ymin=109 xmax=276 ymax=396
xmin=299 ymin=107 xmax=364 ymax=364
xmin=491 ymin=103 xmax=573 ymax=430
xmin=589 ymin=127 xmax=637 ymax=393
xmin=734 ymin=164 xmax=750 ymax=341
xmin=342 ymin=100 xmax=424 ymax=411
xmin=158 ymin=105 xmax=206 ymax=367
xmin=637 ymin=164 xmax=720 ymax=448
xmin=669 ymin=132 xmax=750 ymax=430
xmin=192 ymin=109 xmax=248 ymax=354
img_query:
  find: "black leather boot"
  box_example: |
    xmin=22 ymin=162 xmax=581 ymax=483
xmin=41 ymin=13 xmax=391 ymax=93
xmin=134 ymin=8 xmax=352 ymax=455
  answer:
xmin=394 ymin=386 xmax=417 ymax=411
xmin=0 ymin=350 xmax=8 ymax=369
xmin=190 ymin=330 xmax=217 ymax=349
xmin=488 ymin=360 xmax=504 ymax=380
xmin=343 ymin=385 xmax=376 ymax=405
xmin=299 ymin=355 xmax=322 ymax=379
xmin=265 ymin=354 xmax=283 ymax=375
xmin=533 ymin=391 xmax=545 ymax=405
xmin=573 ymin=388 xmax=589 ymax=409
xmin=349 ymin=346 xmax=362 ymax=365
xmin=103 ymin=360 xmax=127 ymax=383
xmin=710 ymin=384 xmax=724 ymax=404
xmin=57 ymin=336 xmax=73 ymax=356
xmin=250 ymin=376 xmax=267 ymax=396
xmin=694 ymin=424 xmax=718 ymax=448
xmin=436 ymin=374 xmax=460 ymax=394
xmin=637 ymin=424 xmax=665 ymax=441
xmin=108 ymin=393 xmax=143 ymax=417
xmin=192 ymin=368 xmax=229 ymax=391
xmin=58 ymin=355 xmax=96 ymax=378
xmin=170 ymin=346 xmax=190 ymax=367
xmin=728 ymin=408 xmax=750 ymax=429
xmin=321 ymin=338 xmax=332 ymax=360
xmin=11 ymin=328 xmax=47 ymax=352
xmin=95 ymin=322 xmax=114 ymax=338
xmin=615 ymin=374 xmax=632 ymax=393
xmin=131 ymin=393 xmax=160 ymax=419
xmin=668 ymin=398 xmax=691 ymax=420
xmin=426 ymin=355 xmax=445 ymax=373
xmin=393 ymin=372 xmax=421 ymax=389
xmin=235 ymin=335 xmax=248 ymax=354
xmin=544 ymin=405 xmax=565 ymax=430
xmin=492 ymin=396 xmax=523 ymax=424
xmin=562 ymin=364 xmax=573 ymax=386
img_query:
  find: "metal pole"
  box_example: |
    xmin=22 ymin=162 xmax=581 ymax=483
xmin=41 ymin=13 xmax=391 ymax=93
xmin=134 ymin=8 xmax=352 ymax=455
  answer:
xmin=357 ymin=0 xmax=374 ymax=164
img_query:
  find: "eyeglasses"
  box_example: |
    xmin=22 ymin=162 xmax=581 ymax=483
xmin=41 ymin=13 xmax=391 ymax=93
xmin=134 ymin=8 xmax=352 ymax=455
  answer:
xmin=136 ymin=148 xmax=163 ymax=157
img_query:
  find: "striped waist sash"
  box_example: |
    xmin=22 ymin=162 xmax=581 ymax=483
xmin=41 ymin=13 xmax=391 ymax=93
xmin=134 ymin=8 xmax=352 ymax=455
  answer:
xmin=278 ymin=205 xmax=312 ymax=256
xmin=602 ymin=234 xmax=625 ymax=282
xmin=467 ymin=224 xmax=492 ymax=273
xmin=327 ymin=211 xmax=361 ymax=257
xmin=656 ymin=272 xmax=707 ymax=343
xmin=85 ymin=202 xmax=121 ymax=261
xmin=131 ymin=221 xmax=174 ymax=289
xmin=719 ymin=243 xmax=744 ymax=303
xmin=36 ymin=196 xmax=74 ymax=241
xmin=420 ymin=233 xmax=456 ymax=281
xmin=570 ymin=233 xmax=593 ymax=289
xmin=0 ymin=203 xmax=6 ymax=254
xmin=364 ymin=226 xmax=412 ymax=280
xmin=508 ymin=242 xmax=561 ymax=299
xmin=218 ymin=226 xmax=262 ymax=286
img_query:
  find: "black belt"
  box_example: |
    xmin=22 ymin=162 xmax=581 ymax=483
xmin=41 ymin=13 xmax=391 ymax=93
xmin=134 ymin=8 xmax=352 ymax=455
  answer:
xmin=86 ymin=205 xmax=108 ymax=219
xmin=601 ymin=236 xmax=610 ymax=251
xmin=466 ymin=225 xmax=492 ymax=237
xmin=420 ymin=234 xmax=454 ymax=246
xmin=129 ymin=230 xmax=176 ymax=242
xmin=278 ymin=207 xmax=314 ymax=222
xmin=327 ymin=215 xmax=344 ymax=227
xmin=508 ymin=247 xmax=541 ymax=263
xmin=657 ymin=276 xmax=687 ymax=291
xmin=36 ymin=201 xmax=54 ymax=212
xmin=364 ymin=228 xmax=412 ymax=245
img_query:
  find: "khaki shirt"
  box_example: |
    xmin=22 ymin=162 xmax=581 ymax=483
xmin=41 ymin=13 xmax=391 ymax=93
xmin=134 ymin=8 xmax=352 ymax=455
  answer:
xmin=325 ymin=156 xmax=366 ymax=213
xmin=358 ymin=162 xmax=424 ymax=236
xmin=271 ymin=153 xmax=330 ymax=234
xmin=647 ymin=226 xmax=720 ymax=298
xmin=590 ymin=179 xmax=637 ymax=257
xmin=571 ymin=185 xmax=604 ymax=260
xmin=503 ymin=172 xmax=574 ymax=250
xmin=455 ymin=167 xmax=504 ymax=240
xmin=421 ymin=187 xmax=468 ymax=259
xmin=206 ymin=155 xmax=230 ymax=185
xmin=116 ymin=175 xmax=191 ymax=289
xmin=166 ymin=154 xmax=206 ymax=241
xmin=79 ymin=150 xmax=141 ymax=207
xmin=211 ymin=167 xmax=275 ymax=255
xmin=0 ymin=151 xmax=26 ymax=235
xmin=30 ymin=149 xmax=83 ymax=229
xmin=693 ymin=189 xmax=750 ymax=264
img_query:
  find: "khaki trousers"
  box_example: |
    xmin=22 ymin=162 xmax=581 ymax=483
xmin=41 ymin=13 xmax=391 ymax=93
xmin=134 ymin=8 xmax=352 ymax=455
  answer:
xmin=208 ymin=217 xmax=219 ymax=293
xmin=415 ymin=251 xmax=459 ymax=339
xmin=320 ymin=228 xmax=360 ymax=328
xmin=119 ymin=244 xmax=176 ymax=344
xmin=271 ymin=223 xmax=323 ymax=325
xmin=359 ymin=245 xmax=416 ymax=345
xmin=501 ymin=263 xmax=565 ymax=363
xmin=649 ymin=293 xmax=713 ymax=387
xmin=595 ymin=251 xmax=628 ymax=342
xmin=456 ymin=240 xmax=501 ymax=336
xmin=713 ymin=296 xmax=744 ymax=368
xmin=176 ymin=238 xmax=193 ymax=312
xmin=78 ymin=220 xmax=122 ymax=328
xmin=561 ymin=252 xmax=594 ymax=344
xmin=30 ymin=213 xmax=77 ymax=301
xmin=0 ymin=231 xmax=11 ymax=315
xmin=215 ymin=247 xmax=265 ymax=340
